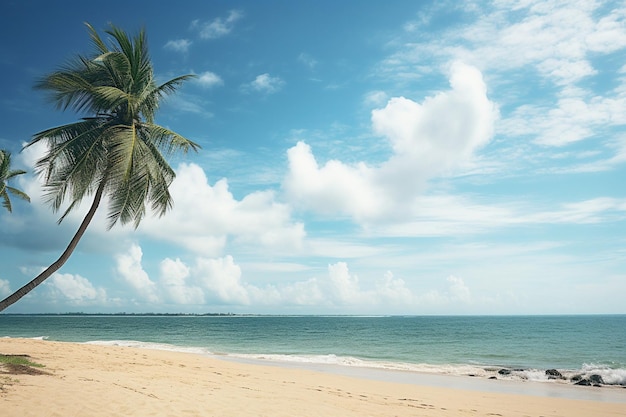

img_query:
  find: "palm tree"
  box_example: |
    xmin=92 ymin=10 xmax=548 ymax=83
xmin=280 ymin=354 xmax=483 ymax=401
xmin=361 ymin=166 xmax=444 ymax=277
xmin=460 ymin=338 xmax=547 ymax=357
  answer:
xmin=0 ymin=23 xmax=199 ymax=311
xmin=0 ymin=149 xmax=30 ymax=212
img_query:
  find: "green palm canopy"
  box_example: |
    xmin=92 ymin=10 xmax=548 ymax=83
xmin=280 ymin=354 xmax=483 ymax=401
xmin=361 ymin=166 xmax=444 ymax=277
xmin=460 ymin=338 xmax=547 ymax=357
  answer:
xmin=0 ymin=23 xmax=199 ymax=311
xmin=0 ymin=149 xmax=30 ymax=213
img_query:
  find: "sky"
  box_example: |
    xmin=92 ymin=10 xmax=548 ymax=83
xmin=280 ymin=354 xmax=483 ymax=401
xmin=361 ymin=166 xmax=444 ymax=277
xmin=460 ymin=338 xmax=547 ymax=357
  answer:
xmin=0 ymin=0 xmax=625 ymax=315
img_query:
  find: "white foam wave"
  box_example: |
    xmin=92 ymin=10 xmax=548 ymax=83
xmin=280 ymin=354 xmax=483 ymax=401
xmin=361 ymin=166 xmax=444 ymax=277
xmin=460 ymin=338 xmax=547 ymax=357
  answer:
xmin=580 ymin=364 xmax=626 ymax=385
xmin=84 ymin=340 xmax=212 ymax=356
xmin=227 ymin=353 xmax=491 ymax=376
xmin=78 ymin=341 xmax=626 ymax=386
xmin=225 ymin=353 xmax=626 ymax=386
xmin=1 ymin=335 xmax=49 ymax=340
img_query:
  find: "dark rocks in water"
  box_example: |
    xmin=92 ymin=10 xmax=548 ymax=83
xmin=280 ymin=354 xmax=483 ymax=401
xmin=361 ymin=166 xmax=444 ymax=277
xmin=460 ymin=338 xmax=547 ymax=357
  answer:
xmin=573 ymin=375 xmax=604 ymax=387
xmin=546 ymin=369 xmax=564 ymax=379
xmin=488 ymin=376 xmax=497 ymax=380
xmin=589 ymin=374 xmax=604 ymax=385
xmin=498 ymin=369 xmax=511 ymax=375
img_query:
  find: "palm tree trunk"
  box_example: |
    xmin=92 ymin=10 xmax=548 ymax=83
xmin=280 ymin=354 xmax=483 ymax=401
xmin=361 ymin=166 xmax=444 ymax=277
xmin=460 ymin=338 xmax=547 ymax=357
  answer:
xmin=0 ymin=180 xmax=106 ymax=312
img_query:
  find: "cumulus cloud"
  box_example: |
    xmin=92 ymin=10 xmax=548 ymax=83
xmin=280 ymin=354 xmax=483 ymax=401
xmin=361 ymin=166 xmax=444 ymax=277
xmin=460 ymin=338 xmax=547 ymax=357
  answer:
xmin=41 ymin=239 xmax=493 ymax=313
xmin=0 ymin=279 xmax=10 ymax=297
xmin=283 ymin=62 xmax=498 ymax=223
xmin=139 ymin=163 xmax=305 ymax=256
xmin=242 ymin=73 xmax=284 ymax=94
xmin=195 ymin=255 xmax=249 ymax=305
xmin=115 ymin=244 xmax=159 ymax=303
xmin=6 ymin=144 xmax=305 ymax=260
xmin=446 ymin=275 xmax=471 ymax=303
xmin=385 ymin=2 xmax=626 ymax=148
xmin=191 ymin=10 xmax=243 ymax=40
xmin=46 ymin=273 xmax=106 ymax=305
xmin=327 ymin=262 xmax=369 ymax=304
xmin=283 ymin=141 xmax=382 ymax=220
xmin=164 ymin=39 xmax=192 ymax=53
xmin=105 ymin=247 xmax=451 ymax=311
xmin=159 ymin=258 xmax=204 ymax=305
xmin=375 ymin=271 xmax=415 ymax=305
xmin=196 ymin=71 xmax=224 ymax=88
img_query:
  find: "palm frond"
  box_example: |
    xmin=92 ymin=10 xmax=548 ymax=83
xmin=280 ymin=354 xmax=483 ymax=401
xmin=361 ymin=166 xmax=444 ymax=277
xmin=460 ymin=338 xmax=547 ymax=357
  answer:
xmin=29 ymin=118 xmax=108 ymax=214
xmin=104 ymin=124 xmax=147 ymax=228
xmin=34 ymin=66 xmax=96 ymax=112
xmin=85 ymin=22 xmax=109 ymax=55
xmin=142 ymin=140 xmax=175 ymax=217
xmin=6 ymin=169 xmax=27 ymax=179
xmin=143 ymin=123 xmax=201 ymax=155
xmin=0 ymin=149 xmax=30 ymax=213
xmin=31 ymin=23 xmax=197 ymax=228
xmin=6 ymin=186 xmax=31 ymax=203
xmin=2 ymin=193 xmax=12 ymax=213
xmin=91 ymin=86 xmax=129 ymax=113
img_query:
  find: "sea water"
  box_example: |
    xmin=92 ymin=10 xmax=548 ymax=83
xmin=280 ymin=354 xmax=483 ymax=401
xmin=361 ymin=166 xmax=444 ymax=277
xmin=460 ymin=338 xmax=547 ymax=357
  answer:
xmin=1 ymin=315 xmax=625 ymax=388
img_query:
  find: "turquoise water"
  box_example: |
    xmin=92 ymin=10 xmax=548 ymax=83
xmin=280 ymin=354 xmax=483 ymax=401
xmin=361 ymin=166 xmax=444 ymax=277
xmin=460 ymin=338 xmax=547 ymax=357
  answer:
xmin=1 ymin=315 xmax=625 ymax=386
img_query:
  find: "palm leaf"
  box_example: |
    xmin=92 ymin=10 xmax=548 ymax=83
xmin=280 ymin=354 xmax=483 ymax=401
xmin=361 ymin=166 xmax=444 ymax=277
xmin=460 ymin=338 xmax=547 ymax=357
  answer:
xmin=6 ymin=186 xmax=31 ymax=203
xmin=28 ymin=23 xmax=197 ymax=226
xmin=0 ymin=149 xmax=30 ymax=213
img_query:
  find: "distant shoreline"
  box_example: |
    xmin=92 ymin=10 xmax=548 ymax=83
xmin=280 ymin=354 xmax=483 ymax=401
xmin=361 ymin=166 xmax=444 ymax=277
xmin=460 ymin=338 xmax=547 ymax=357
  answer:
xmin=2 ymin=312 xmax=625 ymax=317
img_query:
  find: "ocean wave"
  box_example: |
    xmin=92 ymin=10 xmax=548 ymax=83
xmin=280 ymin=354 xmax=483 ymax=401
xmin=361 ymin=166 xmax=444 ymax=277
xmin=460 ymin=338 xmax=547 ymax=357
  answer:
xmin=77 ymin=340 xmax=626 ymax=387
xmin=225 ymin=352 xmax=626 ymax=386
xmin=580 ymin=364 xmax=626 ymax=385
xmin=0 ymin=335 xmax=49 ymax=340
xmin=84 ymin=340 xmax=212 ymax=356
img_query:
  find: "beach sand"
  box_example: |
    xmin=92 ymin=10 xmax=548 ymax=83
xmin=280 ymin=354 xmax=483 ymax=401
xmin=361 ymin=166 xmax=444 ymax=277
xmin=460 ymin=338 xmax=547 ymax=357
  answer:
xmin=1 ymin=338 xmax=624 ymax=417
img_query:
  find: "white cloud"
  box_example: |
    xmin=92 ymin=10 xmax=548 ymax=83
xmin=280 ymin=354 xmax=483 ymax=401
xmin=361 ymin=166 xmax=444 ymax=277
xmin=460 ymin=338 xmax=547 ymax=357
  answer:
xmin=164 ymin=39 xmax=192 ymax=53
xmin=115 ymin=244 xmax=159 ymax=303
xmin=46 ymin=273 xmax=106 ymax=305
xmin=166 ymin=93 xmax=214 ymax=118
xmin=375 ymin=271 xmax=414 ymax=305
xmin=501 ymin=93 xmax=626 ymax=146
xmin=8 ymin=143 xmax=304 ymax=260
xmin=298 ymin=53 xmax=318 ymax=69
xmin=140 ymin=163 xmax=305 ymax=256
xmin=373 ymin=62 xmax=497 ymax=174
xmin=383 ymin=1 xmax=626 ymax=149
xmin=159 ymin=258 xmax=204 ymax=305
xmin=283 ymin=141 xmax=382 ymax=220
xmin=242 ymin=73 xmax=285 ymax=94
xmin=0 ymin=279 xmax=10 ymax=297
xmin=101 ymin=251 xmax=450 ymax=311
xmin=196 ymin=71 xmax=223 ymax=88
xmin=446 ymin=275 xmax=471 ymax=303
xmin=283 ymin=62 xmax=498 ymax=223
xmin=371 ymin=194 xmax=626 ymax=238
xmin=195 ymin=255 xmax=249 ymax=305
xmin=327 ymin=262 xmax=369 ymax=304
xmin=363 ymin=90 xmax=388 ymax=107
xmin=191 ymin=10 xmax=243 ymax=40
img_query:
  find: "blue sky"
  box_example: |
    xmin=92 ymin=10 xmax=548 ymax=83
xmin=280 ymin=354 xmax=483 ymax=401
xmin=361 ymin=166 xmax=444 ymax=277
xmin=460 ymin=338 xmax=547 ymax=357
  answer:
xmin=1 ymin=0 xmax=625 ymax=314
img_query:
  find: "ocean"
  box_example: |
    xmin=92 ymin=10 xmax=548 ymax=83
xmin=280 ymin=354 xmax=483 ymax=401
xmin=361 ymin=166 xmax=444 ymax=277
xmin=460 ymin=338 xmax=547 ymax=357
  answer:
xmin=1 ymin=314 xmax=625 ymax=389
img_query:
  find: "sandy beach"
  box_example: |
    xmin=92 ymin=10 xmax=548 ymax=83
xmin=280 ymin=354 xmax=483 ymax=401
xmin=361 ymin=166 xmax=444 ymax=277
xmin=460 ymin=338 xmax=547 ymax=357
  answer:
xmin=1 ymin=338 xmax=624 ymax=417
